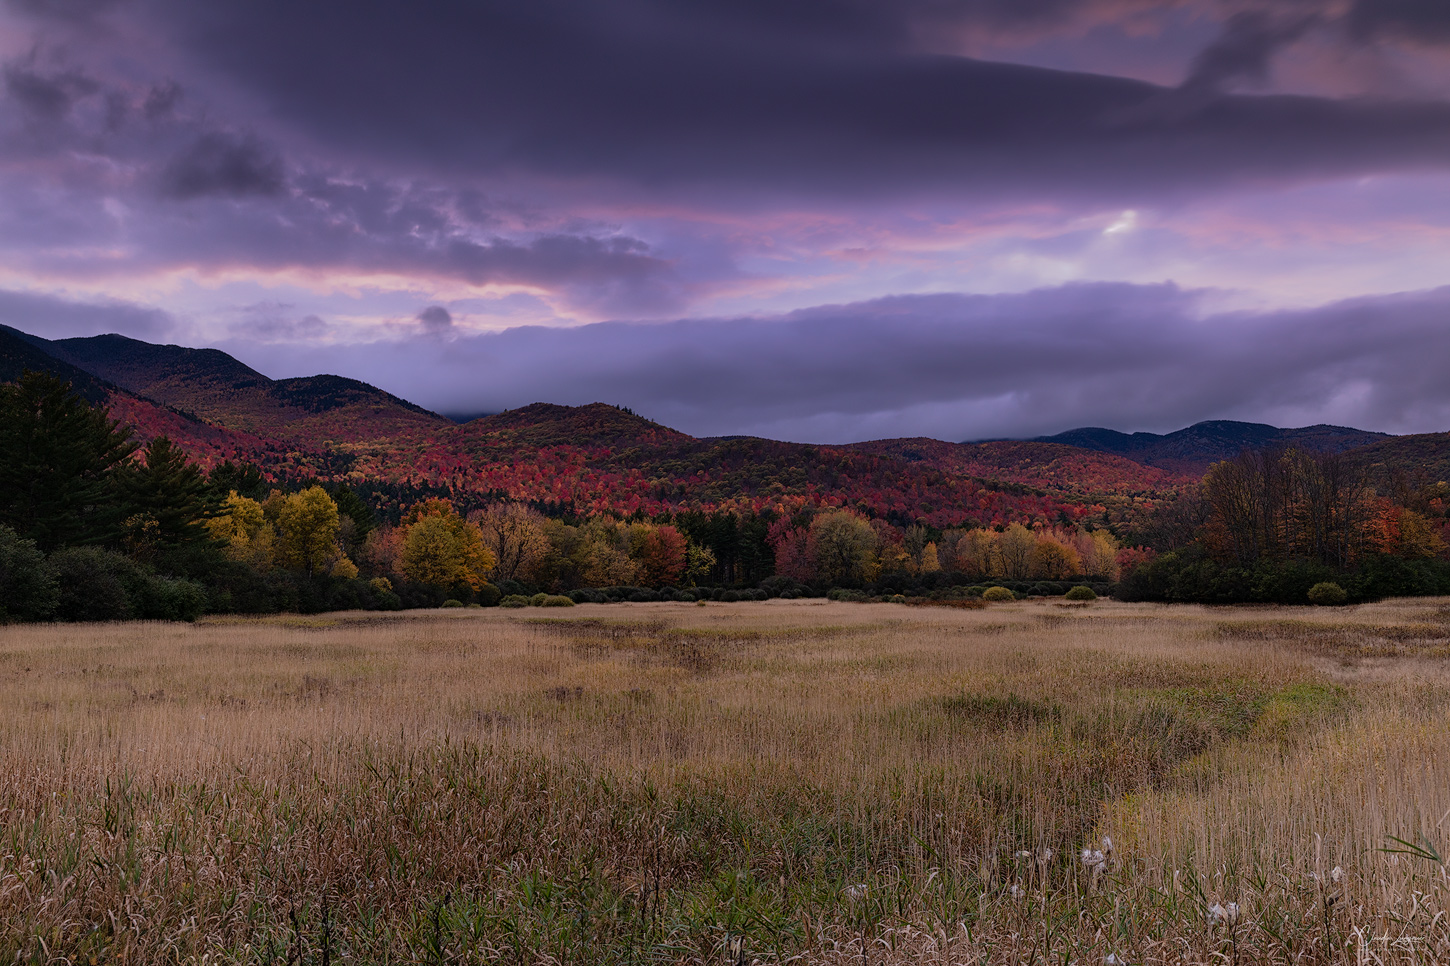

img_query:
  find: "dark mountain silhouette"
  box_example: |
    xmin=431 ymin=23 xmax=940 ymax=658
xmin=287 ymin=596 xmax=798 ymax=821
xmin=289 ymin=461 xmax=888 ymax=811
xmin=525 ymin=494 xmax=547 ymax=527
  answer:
xmin=20 ymin=330 xmax=448 ymax=445
xmin=0 ymin=324 xmax=117 ymax=404
xmin=1033 ymin=420 xmax=1391 ymax=473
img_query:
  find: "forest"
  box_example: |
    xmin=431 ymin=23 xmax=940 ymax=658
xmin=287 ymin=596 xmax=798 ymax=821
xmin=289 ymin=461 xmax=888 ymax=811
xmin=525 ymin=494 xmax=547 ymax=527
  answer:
xmin=3 ymin=370 xmax=1450 ymax=622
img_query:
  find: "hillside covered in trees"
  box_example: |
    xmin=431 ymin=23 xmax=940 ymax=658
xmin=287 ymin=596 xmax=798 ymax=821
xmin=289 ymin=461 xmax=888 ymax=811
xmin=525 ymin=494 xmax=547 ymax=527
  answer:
xmin=5 ymin=323 xmax=1450 ymax=620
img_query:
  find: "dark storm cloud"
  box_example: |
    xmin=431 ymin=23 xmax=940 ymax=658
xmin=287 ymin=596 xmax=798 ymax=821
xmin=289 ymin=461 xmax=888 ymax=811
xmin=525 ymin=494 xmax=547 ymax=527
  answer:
xmin=1179 ymin=11 xmax=1316 ymax=94
xmin=123 ymin=0 xmax=1450 ymax=203
xmin=232 ymin=283 xmax=1450 ymax=443
xmin=4 ymin=63 xmax=98 ymax=120
xmin=416 ymin=305 xmax=452 ymax=334
xmin=159 ymin=131 xmax=286 ymax=199
xmin=0 ymin=288 xmax=176 ymax=340
xmin=1345 ymin=0 xmax=1450 ymax=44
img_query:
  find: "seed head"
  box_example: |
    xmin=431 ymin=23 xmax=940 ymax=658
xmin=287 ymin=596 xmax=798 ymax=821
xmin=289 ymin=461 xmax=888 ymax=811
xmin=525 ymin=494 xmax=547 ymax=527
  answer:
xmin=1208 ymin=901 xmax=1240 ymax=926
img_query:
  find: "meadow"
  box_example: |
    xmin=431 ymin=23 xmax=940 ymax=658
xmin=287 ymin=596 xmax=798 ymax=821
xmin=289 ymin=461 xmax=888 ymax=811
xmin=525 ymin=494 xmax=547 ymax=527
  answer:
xmin=3 ymin=599 xmax=1450 ymax=964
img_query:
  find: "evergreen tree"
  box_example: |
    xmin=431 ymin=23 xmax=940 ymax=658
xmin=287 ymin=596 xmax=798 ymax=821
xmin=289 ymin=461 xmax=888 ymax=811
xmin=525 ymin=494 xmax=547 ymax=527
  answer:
xmin=208 ymin=460 xmax=266 ymax=501
xmin=0 ymin=371 xmax=136 ymax=550
xmin=119 ymin=436 xmax=223 ymax=555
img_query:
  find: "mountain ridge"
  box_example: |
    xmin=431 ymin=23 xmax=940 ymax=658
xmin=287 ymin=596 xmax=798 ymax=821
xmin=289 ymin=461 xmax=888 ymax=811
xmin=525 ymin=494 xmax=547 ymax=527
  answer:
xmin=5 ymin=323 xmax=1444 ymax=533
xmin=1029 ymin=419 xmax=1391 ymax=473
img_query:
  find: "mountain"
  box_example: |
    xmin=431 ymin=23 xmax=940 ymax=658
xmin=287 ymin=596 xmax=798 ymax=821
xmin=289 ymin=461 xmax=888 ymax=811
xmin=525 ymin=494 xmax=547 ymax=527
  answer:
xmin=0 ymin=324 xmax=280 ymax=467
xmin=0 ymin=324 xmax=116 ymax=405
xmin=341 ymin=402 xmax=1177 ymax=528
xmin=30 ymin=331 xmax=449 ymax=446
xmin=1033 ymin=420 xmax=1391 ymax=473
xmin=1348 ymin=432 xmax=1450 ymax=487
xmin=849 ymin=437 xmax=1191 ymax=499
xmin=7 ymin=324 xmax=1442 ymax=531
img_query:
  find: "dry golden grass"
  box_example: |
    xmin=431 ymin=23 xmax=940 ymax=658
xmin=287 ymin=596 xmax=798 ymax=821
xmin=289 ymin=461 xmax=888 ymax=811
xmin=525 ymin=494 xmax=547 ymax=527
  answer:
xmin=4 ymin=598 xmax=1450 ymax=963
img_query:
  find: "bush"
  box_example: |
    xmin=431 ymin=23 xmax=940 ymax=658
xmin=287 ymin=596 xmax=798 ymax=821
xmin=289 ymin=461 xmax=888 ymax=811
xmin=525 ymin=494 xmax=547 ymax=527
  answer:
xmin=499 ymin=595 xmax=530 ymax=608
xmin=982 ymin=586 xmax=1016 ymax=602
xmin=0 ymin=525 xmax=58 ymax=622
xmin=759 ymin=575 xmax=807 ymax=599
xmin=46 ymin=547 xmax=141 ymax=621
xmin=442 ymin=599 xmax=465 ymax=608
xmin=827 ymin=588 xmax=868 ymax=602
xmin=1307 ymin=581 xmax=1349 ymax=606
xmin=475 ymin=583 xmax=502 ymax=607
xmin=139 ymin=577 xmax=208 ymax=621
xmin=540 ymin=594 xmax=575 ymax=607
xmin=1064 ymin=585 xmax=1097 ymax=601
xmin=529 ymin=593 xmax=549 ymax=606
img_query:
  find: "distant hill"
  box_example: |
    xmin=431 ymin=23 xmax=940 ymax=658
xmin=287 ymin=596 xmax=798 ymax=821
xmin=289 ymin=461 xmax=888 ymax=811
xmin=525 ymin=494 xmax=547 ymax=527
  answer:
xmin=1348 ymin=432 xmax=1450 ymax=487
xmin=0 ymin=324 xmax=117 ymax=405
xmin=23 ymin=330 xmax=449 ymax=446
xmin=849 ymin=437 xmax=1191 ymax=499
xmin=8 ymin=324 xmax=1446 ymax=529
xmin=1032 ymin=420 xmax=1391 ymax=473
xmin=0 ymin=325 xmax=279 ymax=468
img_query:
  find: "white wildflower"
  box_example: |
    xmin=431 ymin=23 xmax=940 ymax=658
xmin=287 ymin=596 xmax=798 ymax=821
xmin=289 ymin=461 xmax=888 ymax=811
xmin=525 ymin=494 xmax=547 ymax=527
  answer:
xmin=1330 ymin=865 xmax=1344 ymax=884
xmin=843 ymin=883 xmax=868 ymax=902
xmin=1101 ymin=835 xmax=1114 ymax=855
xmin=1081 ymin=848 xmax=1107 ymax=873
xmin=1105 ymin=954 xmax=1127 ymax=966
xmin=1016 ymin=850 xmax=1033 ymax=860
xmin=1008 ymin=883 xmax=1025 ymax=899
xmin=1039 ymin=847 xmax=1054 ymax=863
xmin=1208 ymin=902 xmax=1240 ymax=926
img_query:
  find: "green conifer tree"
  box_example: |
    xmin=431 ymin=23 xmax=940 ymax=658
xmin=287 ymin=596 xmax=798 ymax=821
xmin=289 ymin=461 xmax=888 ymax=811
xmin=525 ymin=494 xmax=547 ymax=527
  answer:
xmin=0 ymin=371 xmax=137 ymax=550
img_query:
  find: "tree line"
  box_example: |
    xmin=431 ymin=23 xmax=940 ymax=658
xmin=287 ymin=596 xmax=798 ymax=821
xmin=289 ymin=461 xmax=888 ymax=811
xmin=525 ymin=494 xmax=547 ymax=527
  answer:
xmin=1120 ymin=446 xmax=1450 ymax=603
xmin=21 ymin=372 xmax=1445 ymax=620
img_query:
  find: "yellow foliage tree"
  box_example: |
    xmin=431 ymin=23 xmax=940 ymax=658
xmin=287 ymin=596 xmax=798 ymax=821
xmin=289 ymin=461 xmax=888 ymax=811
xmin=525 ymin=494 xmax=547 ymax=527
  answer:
xmin=401 ymin=512 xmax=496 ymax=591
xmin=997 ymin=524 xmax=1036 ymax=579
xmin=275 ymin=486 xmax=340 ymax=574
xmin=206 ymin=492 xmax=275 ymax=568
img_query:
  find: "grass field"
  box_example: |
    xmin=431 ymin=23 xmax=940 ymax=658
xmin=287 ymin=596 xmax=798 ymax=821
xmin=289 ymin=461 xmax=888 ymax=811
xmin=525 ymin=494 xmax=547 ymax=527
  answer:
xmin=4 ymin=598 xmax=1450 ymax=964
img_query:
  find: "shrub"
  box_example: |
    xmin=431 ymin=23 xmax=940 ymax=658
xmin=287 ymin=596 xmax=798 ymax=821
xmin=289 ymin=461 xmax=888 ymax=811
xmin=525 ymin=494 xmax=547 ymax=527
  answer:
xmin=139 ymin=577 xmax=208 ymax=621
xmin=529 ymin=592 xmax=549 ymax=606
xmin=442 ymin=599 xmax=465 ymax=608
xmin=982 ymin=586 xmax=1016 ymax=602
xmin=0 ymin=525 xmax=58 ymax=622
xmin=1307 ymin=581 xmax=1349 ymax=606
xmin=1064 ymin=585 xmax=1097 ymax=601
xmin=540 ymin=595 xmax=575 ymax=607
xmin=475 ymin=583 xmax=502 ymax=607
xmin=46 ymin=547 xmax=141 ymax=622
xmin=499 ymin=595 xmax=530 ymax=608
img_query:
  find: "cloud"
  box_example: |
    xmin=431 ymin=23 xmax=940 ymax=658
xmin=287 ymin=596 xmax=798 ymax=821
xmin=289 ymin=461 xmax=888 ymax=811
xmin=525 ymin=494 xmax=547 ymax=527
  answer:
xmin=123 ymin=0 xmax=1450 ymax=205
xmin=221 ymin=282 xmax=1450 ymax=443
xmin=159 ymin=131 xmax=285 ymax=199
xmin=3 ymin=62 xmax=98 ymax=120
xmin=1344 ymin=0 xmax=1450 ymax=45
xmin=415 ymin=305 xmax=451 ymax=334
xmin=1179 ymin=11 xmax=1316 ymax=93
xmin=0 ymin=288 xmax=177 ymax=339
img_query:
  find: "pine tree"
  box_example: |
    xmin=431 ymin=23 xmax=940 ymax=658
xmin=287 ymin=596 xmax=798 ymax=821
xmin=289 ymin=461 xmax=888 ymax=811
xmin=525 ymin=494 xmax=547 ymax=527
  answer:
xmin=0 ymin=371 xmax=137 ymax=550
xmin=119 ymin=436 xmax=223 ymax=553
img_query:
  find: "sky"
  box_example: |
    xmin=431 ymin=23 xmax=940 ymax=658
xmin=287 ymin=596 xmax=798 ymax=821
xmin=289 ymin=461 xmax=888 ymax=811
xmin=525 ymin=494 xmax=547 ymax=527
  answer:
xmin=3 ymin=0 xmax=1450 ymax=442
